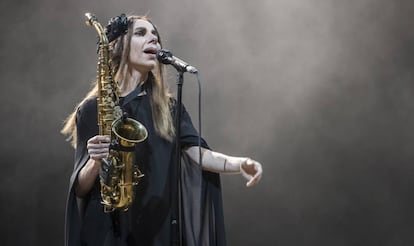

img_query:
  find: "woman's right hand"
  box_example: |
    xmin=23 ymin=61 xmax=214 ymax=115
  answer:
xmin=76 ymin=135 xmax=110 ymax=197
xmin=87 ymin=135 xmax=111 ymax=161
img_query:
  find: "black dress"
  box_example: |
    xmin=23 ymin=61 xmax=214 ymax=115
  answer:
xmin=64 ymin=85 xmax=226 ymax=246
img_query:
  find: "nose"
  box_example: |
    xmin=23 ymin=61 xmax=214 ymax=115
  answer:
xmin=148 ymin=32 xmax=158 ymax=44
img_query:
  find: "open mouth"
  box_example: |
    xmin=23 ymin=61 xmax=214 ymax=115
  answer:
xmin=143 ymin=48 xmax=157 ymax=55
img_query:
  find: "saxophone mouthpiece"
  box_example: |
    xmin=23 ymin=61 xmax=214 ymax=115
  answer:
xmin=84 ymin=12 xmax=96 ymax=26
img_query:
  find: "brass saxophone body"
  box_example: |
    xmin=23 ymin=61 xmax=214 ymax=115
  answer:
xmin=85 ymin=13 xmax=148 ymax=212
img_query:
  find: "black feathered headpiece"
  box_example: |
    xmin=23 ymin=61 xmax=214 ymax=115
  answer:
xmin=105 ymin=13 xmax=129 ymax=43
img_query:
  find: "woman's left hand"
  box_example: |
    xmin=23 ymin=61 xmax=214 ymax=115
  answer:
xmin=241 ymin=158 xmax=263 ymax=187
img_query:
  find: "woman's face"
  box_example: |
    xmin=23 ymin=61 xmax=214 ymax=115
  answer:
xmin=128 ymin=19 xmax=161 ymax=73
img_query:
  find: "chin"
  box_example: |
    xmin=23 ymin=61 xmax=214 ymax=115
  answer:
xmin=137 ymin=63 xmax=156 ymax=73
xmin=148 ymin=62 xmax=158 ymax=70
xmin=146 ymin=64 xmax=156 ymax=72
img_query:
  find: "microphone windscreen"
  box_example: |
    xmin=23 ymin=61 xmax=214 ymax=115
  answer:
xmin=156 ymin=49 xmax=173 ymax=64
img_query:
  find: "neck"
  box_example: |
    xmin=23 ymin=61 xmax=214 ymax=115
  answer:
xmin=119 ymin=68 xmax=148 ymax=97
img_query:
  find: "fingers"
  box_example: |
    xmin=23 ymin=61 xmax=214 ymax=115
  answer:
xmin=87 ymin=135 xmax=110 ymax=161
xmin=87 ymin=135 xmax=110 ymax=144
xmin=246 ymin=177 xmax=258 ymax=187
xmin=88 ymin=148 xmax=110 ymax=160
xmin=241 ymin=159 xmax=263 ymax=187
xmin=246 ymin=169 xmax=262 ymax=187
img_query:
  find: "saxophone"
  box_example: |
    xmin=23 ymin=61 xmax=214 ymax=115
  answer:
xmin=85 ymin=13 xmax=148 ymax=212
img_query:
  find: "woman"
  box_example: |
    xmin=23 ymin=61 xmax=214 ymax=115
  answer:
xmin=62 ymin=15 xmax=263 ymax=246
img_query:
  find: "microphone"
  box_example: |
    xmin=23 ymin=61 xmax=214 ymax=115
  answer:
xmin=156 ymin=49 xmax=198 ymax=74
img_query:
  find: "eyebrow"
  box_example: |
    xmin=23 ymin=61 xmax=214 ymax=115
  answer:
xmin=134 ymin=27 xmax=146 ymax=32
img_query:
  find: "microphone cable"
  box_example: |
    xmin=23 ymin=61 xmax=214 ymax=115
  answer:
xmin=195 ymin=72 xmax=203 ymax=167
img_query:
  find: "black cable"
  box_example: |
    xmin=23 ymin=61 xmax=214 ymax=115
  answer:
xmin=195 ymin=72 xmax=202 ymax=167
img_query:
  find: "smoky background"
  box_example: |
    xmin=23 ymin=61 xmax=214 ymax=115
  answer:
xmin=1 ymin=0 xmax=414 ymax=245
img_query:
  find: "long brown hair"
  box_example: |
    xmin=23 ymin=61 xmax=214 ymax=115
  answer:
xmin=61 ymin=15 xmax=175 ymax=148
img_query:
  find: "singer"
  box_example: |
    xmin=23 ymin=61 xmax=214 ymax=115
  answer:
xmin=62 ymin=14 xmax=263 ymax=246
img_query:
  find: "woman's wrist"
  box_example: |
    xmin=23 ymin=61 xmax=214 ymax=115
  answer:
xmin=221 ymin=157 xmax=249 ymax=174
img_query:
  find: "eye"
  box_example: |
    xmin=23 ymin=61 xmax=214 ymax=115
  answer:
xmin=134 ymin=28 xmax=146 ymax=36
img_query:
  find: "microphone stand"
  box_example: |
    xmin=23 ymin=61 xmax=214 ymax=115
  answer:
xmin=172 ymin=70 xmax=184 ymax=246
xmin=157 ymin=49 xmax=197 ymax=246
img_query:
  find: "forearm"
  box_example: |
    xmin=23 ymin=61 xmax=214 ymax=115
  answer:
xmin=75 ymin=158 xmax=100 ymax=197
xmin=184 ymin=147 xmax=247 ymax=174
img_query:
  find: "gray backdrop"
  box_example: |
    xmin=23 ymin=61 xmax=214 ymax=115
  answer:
xmin=1 ymin=0 xmax=414 ymax=245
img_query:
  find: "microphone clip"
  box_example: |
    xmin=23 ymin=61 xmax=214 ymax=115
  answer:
xmin=157 ymin=49 xmax=198 ymax=74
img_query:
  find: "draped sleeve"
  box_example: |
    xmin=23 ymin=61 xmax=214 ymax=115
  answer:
xmin=177 ymin=104 xmax=227 ymax=246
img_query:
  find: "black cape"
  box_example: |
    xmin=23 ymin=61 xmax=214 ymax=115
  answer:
xmin=64 ymin=86 xmax=226 ymax=246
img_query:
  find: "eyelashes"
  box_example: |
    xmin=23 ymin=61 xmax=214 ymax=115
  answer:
xmin=134 ymin=30 xmax=145 ymax=36
xmin=133 ymin=28 xmax=158 ymax=38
